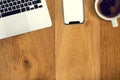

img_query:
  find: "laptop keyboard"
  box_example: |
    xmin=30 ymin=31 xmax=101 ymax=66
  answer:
xmin=0 ymin=0 xmax=42 ymax=18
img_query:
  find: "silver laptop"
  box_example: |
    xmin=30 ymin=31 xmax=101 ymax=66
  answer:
xmin=0 ymin=0 xmax=52 ymax=39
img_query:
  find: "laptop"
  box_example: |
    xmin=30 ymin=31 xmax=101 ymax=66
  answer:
xmin=0 ymin=0 xmax=52 ymax=39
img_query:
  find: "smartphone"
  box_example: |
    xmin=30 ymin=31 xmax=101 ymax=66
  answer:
xmin=62 ymin=0 xmax=84 ymax=24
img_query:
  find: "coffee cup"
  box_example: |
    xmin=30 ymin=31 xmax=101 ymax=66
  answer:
xmin=95 ymin=0 xmax=120 ymax=27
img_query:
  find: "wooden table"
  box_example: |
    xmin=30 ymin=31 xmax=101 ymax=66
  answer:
xmin=56 ymin=0 xmax=120 ymax=80
xmin=0 ymin=0 xmax=120 ymax=80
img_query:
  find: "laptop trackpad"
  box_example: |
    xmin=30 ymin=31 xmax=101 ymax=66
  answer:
xmin=3 ymin=14 xmax=29 ymax=36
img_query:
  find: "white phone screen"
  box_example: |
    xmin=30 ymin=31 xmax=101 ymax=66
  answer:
xmin=62 ymin=0 xmax=84 ymax=24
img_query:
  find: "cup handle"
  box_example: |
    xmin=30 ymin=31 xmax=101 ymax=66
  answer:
xmin=111 ymin=18 xmax=118 ymax=27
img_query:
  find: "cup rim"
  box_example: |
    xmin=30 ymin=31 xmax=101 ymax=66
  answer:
xmin=95 ymin=0 xmax=120 ymax=21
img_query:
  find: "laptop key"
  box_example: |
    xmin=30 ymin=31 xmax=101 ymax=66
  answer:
xmin=16 ymin=5 xmax=20 ymax=9
xmin=28 ymin=2 xmax=32 ymax=5
xmin=24 ymin=3 xmax=28 ymax=6
xmin=1 ymin=5 xmax=5 ymax=8
xmin=34 ymin=0 xmax=41 ymax=3
xmin=39 ymin=5 xmax=42 ymax=8
xmin=2 ymin=9 xmax=21 ymax=17
xmin=33 ymin=0 xmax=41 ymax=5
xmin=7 ymin=0 xmax=11 ymax=3
xmin=0 ymin=9 xmax=4 ymax=13
xmin=12 ymin=6 xmax=16 ymax=10
xmin=26 ymin=7 xmax=30 ymax=11
xmin=9 ymin=3 xmax=13 ymax=6
xmin=4 ymin=8 xmax=8 ymax=12
xmin=13 ymin=2 xmax=17 ymax=5
xmin=31 ymin=7 xmax=34 ymax=10
xmin=34 ymin=5 xmax=38 ymax=9
xmin=21 ymin=8 xmax=26 ymax=12
xmin=0 ymin=2 xmax=2 ymax=5
xmin=20 ymin=4 xmax=24 ymax=8
xmin=21 ymin=0 xmax=25 ymax=3
xmin=5 ymin=4 xmax=9 ymax=7
xmin=8 ymin=7 xmax=12 ymax=11
xmin=17 ymin=1 xmax=21 ymax=4
xmin=3 ymin=1 xmax=7 ymax=4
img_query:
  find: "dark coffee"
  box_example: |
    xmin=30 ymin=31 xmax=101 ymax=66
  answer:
xmin=97 ymin=0 xmax=120 ymax=17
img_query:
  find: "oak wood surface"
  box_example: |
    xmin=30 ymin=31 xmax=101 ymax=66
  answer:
xmin=0 ymin=0 xmax=120 ymax=80
xmin=0 ymin=0 xmax=55 ymax=80
xmin=55 ymin=0 xmax=120 ymax=80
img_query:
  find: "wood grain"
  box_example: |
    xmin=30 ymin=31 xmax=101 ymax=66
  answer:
xmin=0 ymin=0 xmax=120 ymax=80
xmin=0 ymin=0 xmax=55 ymax=80
xmin=55 ymin=0 xmax=120 ymax=80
